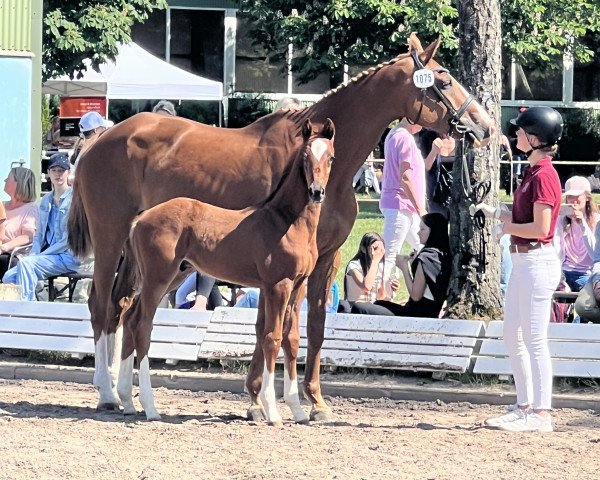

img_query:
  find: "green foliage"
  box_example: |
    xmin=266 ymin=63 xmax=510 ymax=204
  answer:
xmin=227 ymin=96 xmax=272 ymax=128
xmin=241 ymin=0 xmax=600 ymax=83
xmin=42 ymin=0 xmax=167 ymax=81
xmin=41 ymin=96 xmax=52 ymax=144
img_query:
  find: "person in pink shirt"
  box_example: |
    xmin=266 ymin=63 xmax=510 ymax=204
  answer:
xmin=0 ymin=167 xmax=39 ymax=278
xmin=553 ymin=176 xmax=599 ymax=292
xmin=379 ymin=118 xmax=426 ymax=296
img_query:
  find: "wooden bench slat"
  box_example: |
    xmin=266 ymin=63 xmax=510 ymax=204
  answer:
xmin=485 ymin=320 xmax=600 ymax=341
xmin=0 ymin=317 xmax=93 ymax=337
xmin=207 ymin=323 xmax=479 ymax=348
xmin=147 ymin=343 xmax=201 ymax=361
xmin=0 ymin=332 xmax=94 ymax=354
xmin=473 ymin=356 xmax=600 ymax=378
xmin=479 ymin=338 xmax=600 ymax=360
xmin=0 ymin=301 xmax=90 ymax=320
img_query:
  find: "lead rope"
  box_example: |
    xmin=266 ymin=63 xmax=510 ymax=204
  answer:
xmin=458 ymin=133 xmax=491 ymax=275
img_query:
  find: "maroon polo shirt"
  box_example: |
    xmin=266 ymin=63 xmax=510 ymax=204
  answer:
xmin=510 ymin=156 xmax=561 ymax=246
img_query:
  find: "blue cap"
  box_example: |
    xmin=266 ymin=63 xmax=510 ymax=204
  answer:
xmin=79 ymin=111 xmax=107 ymax=133
xmin=48 ymin=153 xmax=71 ymax=171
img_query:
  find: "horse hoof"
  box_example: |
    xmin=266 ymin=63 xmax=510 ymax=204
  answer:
xmin=247 ymin=406 xmax=267 ymax=422
xmin=96 ymin=402 xmax=119 ymax=411
xmin=122 ymin=406 xmax=137 ymax=416
xmin=310 ymin=408 xmax=334 ymax=423
xmin=144 ymin=412 xmax=162 ymax=422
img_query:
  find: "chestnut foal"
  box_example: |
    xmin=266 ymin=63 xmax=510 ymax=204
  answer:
xmin=118 ymin=119 xmax=335 ymax=424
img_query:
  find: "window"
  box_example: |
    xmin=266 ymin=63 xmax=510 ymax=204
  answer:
xmin=573 ymin=33 xmax=600 ymax=102
xmin=170 ymin=9 xmax=224 ymax=82
xmin=131 ymin=10 xmax=166 ymax=58
xmin=513 ymin=60 xmax=562 ymax=101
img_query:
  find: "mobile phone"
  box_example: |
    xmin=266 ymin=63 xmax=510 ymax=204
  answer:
xmin=560 ymin=203 xmax=574 ymax=216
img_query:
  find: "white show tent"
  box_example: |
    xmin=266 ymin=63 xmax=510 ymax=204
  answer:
xmin=43 ymin=42 xmax=224 ymax=120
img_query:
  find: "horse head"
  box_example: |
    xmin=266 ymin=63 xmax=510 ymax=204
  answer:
xmin=301 ymin=118 xmax=336 ymax=203
xmin=387 ymin=33 xmax=494 ymax=146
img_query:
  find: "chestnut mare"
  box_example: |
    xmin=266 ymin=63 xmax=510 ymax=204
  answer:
xmin=68 ymin=34 xmax=495 ymax=420
xmin=118 ymin=119 xmax=334 ymax=423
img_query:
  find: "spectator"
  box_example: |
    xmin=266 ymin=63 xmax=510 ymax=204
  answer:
xmin=152 ymin=100 xmax=177 ymax=116
xmin=70 ymin=111 xmax=111 ymax=168
xmin=379 ymin=118 xmax=426 ymax=297
xmin=351 ymin=213 xmax=451 ymax=318
xmin=553 ymin=176 xmax=599 ymax=292
xmin=0 ymin=167 xmax=39 ymax=278
xmin=353 ymin=154 xmax=380 ymax=195
xmin=423 ymin=134 xmax=455 ymax=217
xmin=337 ymin=232 xmax=396 ymax=314
xmin=235 ymin=282 xmax=339 ymax=314
xmin=274 ymin=97 xmax=301 ymax=111
xmin=3 ymin=154 xmax=80 ymax=300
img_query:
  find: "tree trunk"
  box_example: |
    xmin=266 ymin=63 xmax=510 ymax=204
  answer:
xmin=447 ymin=1 xmax=503 ymax=319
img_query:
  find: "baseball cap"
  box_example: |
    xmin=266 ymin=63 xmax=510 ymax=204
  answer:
xmin=564 ymin=176 xmax=591 ymax=197
xmin=79 ymin=111 xmax=108 ymax=133
xmin=152 ymin=100 xmax=176 ymax=116
xmin=48 ymin=152 xmax=71 ymax=171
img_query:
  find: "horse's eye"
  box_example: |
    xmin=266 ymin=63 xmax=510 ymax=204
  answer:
xmin=329 ymin=156 xmax=335 ymax=164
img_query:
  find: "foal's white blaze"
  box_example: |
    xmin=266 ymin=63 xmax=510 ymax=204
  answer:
xmin=138 ymin=356 xmax=161 ymax=421
xmin=283 ymin=365 xmax=309 ymax=423
xmin=310 ymin=138 xmax=329 ymax=161
xmin=93 ymin=332 xmax=119 ymax=407
xmin=117 ymin=352 xmax=136 ymax=415
xmin=259 ymin=365 xmax=283 ymax=425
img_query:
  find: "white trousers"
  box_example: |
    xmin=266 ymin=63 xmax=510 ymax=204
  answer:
xmin=381 ymin=208 xmax=422 ymax=297
xmin=503 ymin=247 xmax=561 ymax=409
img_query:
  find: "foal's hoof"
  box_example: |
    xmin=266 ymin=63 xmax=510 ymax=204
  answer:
xmin=246 ymin=405 xmax=267 ymax=422
xmin=96 ymin=401 xmax=120 ymax=412
xmin=144 ymin=412 xmax=162 ymax=422
xmin=310 ymin=407 xmax=334 ymax=423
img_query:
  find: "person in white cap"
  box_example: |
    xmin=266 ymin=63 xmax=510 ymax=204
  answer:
xmin=554 ymin=175 xmax=600 ymax=293
xmin=70 ymin=111 xmax=111 ymax=167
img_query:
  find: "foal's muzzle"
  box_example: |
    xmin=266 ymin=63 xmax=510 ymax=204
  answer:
xmin=309 ymin=184 xmax=326 ymax=203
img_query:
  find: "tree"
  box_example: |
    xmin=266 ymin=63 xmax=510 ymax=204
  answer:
xmin=42 ymin=0 xmax=167 ymax=82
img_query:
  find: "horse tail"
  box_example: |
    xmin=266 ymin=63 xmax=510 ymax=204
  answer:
xmin=67 ymin=180 xmax=92 ymax=258
xmin=111 ymin=237 xmax=141 ymax=311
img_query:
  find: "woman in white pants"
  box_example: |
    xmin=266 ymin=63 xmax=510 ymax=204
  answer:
xmin=476 ymin=107 xmax=563 ymax=432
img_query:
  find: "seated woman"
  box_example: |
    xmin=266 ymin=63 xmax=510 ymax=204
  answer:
xmin=554 ymin=176 xmax=599 ymax=292
xmin=235 ymin=282 xmax=339 ymax=313
xmin=338 ymin=232 xmax=397 ymax=314
xmin=174 ymin=272 xmax=223 ymax=311
xmin=0 ymin=167 xmax=39 ymax=278
xmin=3 ymin=154 xmax=80 ymax=300
xmin=352 ymin=213 xmax=451 ymax=318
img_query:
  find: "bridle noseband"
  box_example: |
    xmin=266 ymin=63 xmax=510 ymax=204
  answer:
xmin=407 ymin=49 xmax=474 ymax=134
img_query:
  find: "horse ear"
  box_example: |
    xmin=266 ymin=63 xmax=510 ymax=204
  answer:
xmin=420 ymin=36 xmax=441 ymax=65
xmin=322 ymin=118 xmax=335 ymax=141
xmin=408 ymin=32 xmax=424 ymax=53
xmin=302 ymin=119 xmax=313 ymax=140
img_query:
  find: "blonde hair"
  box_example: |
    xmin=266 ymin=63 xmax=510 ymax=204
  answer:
xmin=10 ymin=167 xmax=37 ymax=203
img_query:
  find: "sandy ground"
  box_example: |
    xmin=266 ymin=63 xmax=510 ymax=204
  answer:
xmin=0 ymin=379 xmax=599 ymax=480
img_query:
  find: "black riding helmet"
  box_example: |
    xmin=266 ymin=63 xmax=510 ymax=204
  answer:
xmin=510 ymin=106 xmax=563 ymax=149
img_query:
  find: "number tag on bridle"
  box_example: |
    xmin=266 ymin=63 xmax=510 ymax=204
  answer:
xmin=413 ymin=69 xmax=434 ymax=88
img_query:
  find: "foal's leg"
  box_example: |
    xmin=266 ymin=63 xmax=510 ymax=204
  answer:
xmin=282 ymin=281 xmax=309 ymax=424
xmin=116 ymin=296 xmax=137 ymax=415
xmin=259 ymin=281 xmax=293 ymax=427
xmin=303 ymin=250 xmax=340 ymax=422
xmin=245 ymin=293 xmax=267 ymax=422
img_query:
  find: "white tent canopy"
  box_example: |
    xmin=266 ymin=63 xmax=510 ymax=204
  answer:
xmin=43 ymin=42 xmax=223 ymax=101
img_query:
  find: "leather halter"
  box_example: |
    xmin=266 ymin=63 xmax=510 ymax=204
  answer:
xmin=407 ymin=49 xmax=475 ymax=133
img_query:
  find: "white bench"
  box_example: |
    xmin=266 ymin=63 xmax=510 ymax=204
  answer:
xmin=199 ymin=307 xmax=485 ymax=373
xmin=0 ymin=301 xmax=210 ymax=363
xmin=473 ymin=320 xmax=600 ymax=378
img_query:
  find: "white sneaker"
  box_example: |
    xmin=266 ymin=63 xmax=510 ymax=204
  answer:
xmin=497 ymin=411 xmax=553 ymax=433
xmin=484 ymin=404 xmax=525 ymax=427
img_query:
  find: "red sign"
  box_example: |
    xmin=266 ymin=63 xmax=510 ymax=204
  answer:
xmin=60 ymin=97 xmax=107 ymax=118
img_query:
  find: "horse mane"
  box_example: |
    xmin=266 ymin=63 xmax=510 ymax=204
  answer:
xmin=322 ymin=51 xmax=410 ymax=98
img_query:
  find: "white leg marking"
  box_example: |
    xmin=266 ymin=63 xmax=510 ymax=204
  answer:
xmin=117 ymin=353 xmax=136 ymax=415
xmin=283 ymin=365 xmax=309 ymax=423
xmin=108 ymin=326 xmax=123 ymax=400
xmin=138 ymin=356 xmax=161 ymax=421
xmin=93 ymin=333 xmax=119 ymax=408
xmin=259 ymin=365 xmax=283 ymax=426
